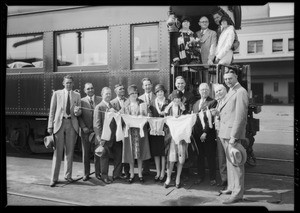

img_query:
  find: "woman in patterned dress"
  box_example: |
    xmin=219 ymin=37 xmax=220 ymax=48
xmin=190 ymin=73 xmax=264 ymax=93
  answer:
xmin=120 ymin=84 xmax=151 ymax=183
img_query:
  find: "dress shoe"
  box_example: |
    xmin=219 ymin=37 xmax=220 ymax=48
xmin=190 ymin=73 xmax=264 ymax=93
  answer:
xmin=96 ymin=174 xmax=102 ymax=180
xmin=83 ymin=175 xmax=90 ymax=181
xmin=210 ymin=180 xmax=217 ymax=186
xmin=49 ymin=181 xmax=57 ymax=187
xmin=164 ymin=182 xmax=171 ymax=188
xmin=154 ymin=176 xmax=159 ymax=182
xmin=101 ymin=178 xmax=112 ymax=184
xmin=217 ymin=181 xmax=227 ymax=187
xmin=139 ymin=177 xmax=144 ymax=183
xmin=222 ymin=197 xmax=242 ymax=204
xmin=113 ymin=175 xmax=126 ymax=181
xmin=64 ymin=177 xmax=74 ymax=182
xmin=128 ymin=177 xmax=135 ymax=184
xmin=220 ymin=189 xmax=232 ymax=195
xmin=175 ymin=182 xmax=181 ymax=189
xmin=194 ymin=178 xmax=204 ymax=185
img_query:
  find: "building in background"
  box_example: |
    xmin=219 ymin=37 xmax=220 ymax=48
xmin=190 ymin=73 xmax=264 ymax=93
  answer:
xmin=234 ymin=3 xmax=294 ymax=104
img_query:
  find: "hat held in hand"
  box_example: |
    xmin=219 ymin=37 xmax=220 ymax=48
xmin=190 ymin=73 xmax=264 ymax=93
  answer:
xmin=225 ymin=142 xmax=247 ymax=166
xmin=44 ymin=135 xmax=56 ymax=149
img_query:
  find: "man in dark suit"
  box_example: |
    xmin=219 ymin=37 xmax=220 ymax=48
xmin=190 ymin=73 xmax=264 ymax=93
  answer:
xmin=78 ymin=83 xmax=102 ymax=181
xmin=168 ymin=76 xmax=196 ymax=180
xmin=169 ymin=76 xmax=196 ymax=115
xmin=192 ymin=83 xmax=218 ymax=186
xmin=218 ymin=69 xmax=249 ymax=204
xmin=47 ymin=75 xmax=82 ymax=187
xmin=93 ymin=87 xmax=116 ymax=184
xmin=138 ymin=78 xmax=156 ymax=176
xmin=110 ymin=84 xmax=130 ymax=180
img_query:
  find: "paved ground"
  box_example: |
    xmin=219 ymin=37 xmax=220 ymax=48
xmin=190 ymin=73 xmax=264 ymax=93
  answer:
xmin=4 ymin=105 xmax=295 ymax=210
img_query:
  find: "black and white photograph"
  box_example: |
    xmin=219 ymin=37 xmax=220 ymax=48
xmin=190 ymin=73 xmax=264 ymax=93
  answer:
xmin=2 ymin=3 xmax=296 ymax=210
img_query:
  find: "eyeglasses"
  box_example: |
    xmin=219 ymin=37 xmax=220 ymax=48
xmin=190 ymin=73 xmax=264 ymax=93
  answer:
xmin=130 ymin=92 xmax=138 ymax=95
xmin=199 ymin=21 xmax=208 ymax=23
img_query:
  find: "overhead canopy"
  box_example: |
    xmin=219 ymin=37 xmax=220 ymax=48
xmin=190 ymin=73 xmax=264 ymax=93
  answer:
xmin=170 ymin=5 xmax=241 ymax=30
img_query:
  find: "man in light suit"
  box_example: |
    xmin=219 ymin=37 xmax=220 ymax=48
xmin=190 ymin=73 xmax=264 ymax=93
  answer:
xmin=196 ymin=16 xmax=217 ymax=67
xmin=94 ymin=87 xmax=116 ymax=184
xmin=47 ymin=75 xmax=82 ymax=187
xmin=139 ymin=78 xmax=156 ymax=176
xmin=218 ymin=69 xmax=249 ymax=204
xmin=213 ymin=84 xmax=228 ymax=188
xmin=110 ymin=83 xmax=130 ymax=180
xmin=78 ymin=83 xmax=102 ymax=181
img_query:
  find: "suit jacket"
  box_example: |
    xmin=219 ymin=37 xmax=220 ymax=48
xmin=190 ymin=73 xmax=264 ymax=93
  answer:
xmin=48 ymin=89 xmax=81 ymax=134
xmin=215 ymin=25 xmax=235 ymax=65
xmin=192 ymin=96 xmax=217 ymax=135
xmin=78 ymin=95 xmax=102 ymax=131
xmin=93 ymin=101 xmax=116 ymax=148
xmin=110 ymin=96 xmax=127 ymax=112
xmin=218 ymin=83 xmax=249 ymax=140
xmin=196 ymin=28 xmax=217 ymax=64
xmin=139 ymin=92 xmax=156 ymax=116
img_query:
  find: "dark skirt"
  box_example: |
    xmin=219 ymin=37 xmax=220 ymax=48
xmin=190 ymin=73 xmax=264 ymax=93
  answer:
xmin=149 ymin=135 xmax=165 ymax=157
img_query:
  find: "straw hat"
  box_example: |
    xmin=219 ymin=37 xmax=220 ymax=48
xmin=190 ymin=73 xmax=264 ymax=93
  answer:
xmin=44 ymin=135 xmax=55 ymax=149
xmin=225 ymin=142 xmax=247 ymax=166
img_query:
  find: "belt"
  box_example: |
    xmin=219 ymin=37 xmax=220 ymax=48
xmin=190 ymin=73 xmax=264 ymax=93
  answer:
xmin=63 ymin=117 xmax=71 ymax=119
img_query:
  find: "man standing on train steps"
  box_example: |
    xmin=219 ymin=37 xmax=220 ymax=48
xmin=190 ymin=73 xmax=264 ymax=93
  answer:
xmin=47 ymin=75 xmax=82 ymax=187
xmin=78 ymin=83 xmax=102 ymax=181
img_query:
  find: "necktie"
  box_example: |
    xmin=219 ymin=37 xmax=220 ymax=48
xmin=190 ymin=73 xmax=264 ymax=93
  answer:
xmin=66 ymin=91 xmax=71 ymax=115
xmin=199 ymin=99 xmax=204 ymax=110
xmin=147 ymin=94 xmax=151 ymax=105
xmin=89 ymin=98 xmax=94 ymax=109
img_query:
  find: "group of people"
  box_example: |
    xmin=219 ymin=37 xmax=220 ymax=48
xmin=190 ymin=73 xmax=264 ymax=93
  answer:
xmin=170 ymin=10 xmax=239 ymax=81
xmin=47 ymin=66 xmax=249 ymax=204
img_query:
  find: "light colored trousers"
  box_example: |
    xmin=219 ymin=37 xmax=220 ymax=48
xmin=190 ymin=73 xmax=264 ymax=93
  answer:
xmin=220 ymin=138 xmax=245 ymax=199
xmin=51 ymin=119 xmax=77 ymax=182
xmin=216 ymin=134 xmax=227 ymax=182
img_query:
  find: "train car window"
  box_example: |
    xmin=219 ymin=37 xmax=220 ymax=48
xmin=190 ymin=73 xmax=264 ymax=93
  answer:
xmin=6 ymin=35 xmax=43 ymax=69
xmin=132 ymin=24 xmax=158 ymax=69
xmin=56 ymin=29 xmax=108 ymax=70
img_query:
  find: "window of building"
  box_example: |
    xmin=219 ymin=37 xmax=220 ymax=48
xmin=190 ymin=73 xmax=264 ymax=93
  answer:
xmin=288 ymin=38 xmax=294 ymax=51
xmin=274 ymin=82 xmax=279 ymax=92
xmin=56 ymin=29 xmax=108 ymax=70
xmin=6 ymin=35 xmax=43 ymax=69
xmin=247 ymin=40 xmax=263 ymax=54
xmin=272 ymin=39 xmax=283 ymax=52
xmin=132 ymin=24 xmax=159 ymax=69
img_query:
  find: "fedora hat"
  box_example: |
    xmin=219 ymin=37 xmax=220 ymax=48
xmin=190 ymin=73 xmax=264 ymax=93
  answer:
xmin=225 ymin=142 xmax=247 ymax=166
xmin=44 ymin=135 xmax=56 ymax=149
xmin=95 ymin=145 xmax=104 ymax=157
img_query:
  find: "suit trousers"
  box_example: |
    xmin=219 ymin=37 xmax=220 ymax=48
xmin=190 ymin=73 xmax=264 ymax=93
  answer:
xmin=51 ymin=119 xmax=77 ymax=182
xmin=111 ymin=140 xmax=128 ymax=177
xmin=216 ymin=134 xmax=227 ymax=182
xmin=81 ymin=131 xmax=100 ymax=177
xmin=220 ymin=138 xmax=245 ymax=199
xmin=196 ymin=136 xmax=217 ymax=181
